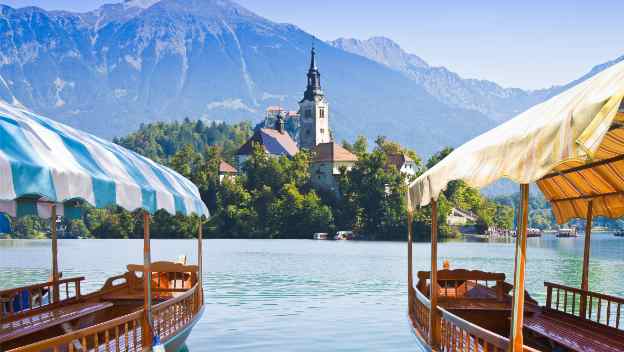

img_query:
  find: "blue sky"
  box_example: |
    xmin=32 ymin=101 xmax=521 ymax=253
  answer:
xmin=3 ymin=0 xmax=624 ymax=89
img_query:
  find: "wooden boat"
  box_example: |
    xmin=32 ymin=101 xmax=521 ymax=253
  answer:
xmin=406 ymin=62 xmax=624 ymax=351
xmin=313 ymin=232 xmax=329 ymax=240
xmin=0 ymin=101 xmax=209 ymax=352
xmin=556 ymin=227 xmax=577 ymax=237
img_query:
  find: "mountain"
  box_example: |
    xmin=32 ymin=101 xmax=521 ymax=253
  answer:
xmin=329 ymin=37 xmax=617 ymax=123
xmin=0 ymin=0 xmax=498 ymax=157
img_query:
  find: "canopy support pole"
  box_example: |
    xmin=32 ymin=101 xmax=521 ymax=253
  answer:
xmin=142 ymin=212 xmax=154 ymax=349
xmin=407 ymin=209 xmax=414 ymax=315
xmin=580 ymin=200 xmax=593 ymax=318
xmin=198 ymin=218 xmax=204 ymax=305
xmin=429 ymin=200 xmax=440 ymax=348
xmin=50 ymin=205 xmax=60 ymax=303
xmin=509 ymin=184 xmax=529 ymax=352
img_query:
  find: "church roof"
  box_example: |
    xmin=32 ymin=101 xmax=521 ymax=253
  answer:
xmin=237 ymin=128 xmax=299 ymax=157
xmin=219 ymin=160 xmax=237 ymax=174
xmin=313 ymin=142 xmax=358 ymax=163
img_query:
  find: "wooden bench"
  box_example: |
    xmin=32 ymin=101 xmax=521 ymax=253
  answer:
xmin=524 ymin=310 xmax=624 ymax=352
xmin=0 ymin=301 xmax=113 ymax=343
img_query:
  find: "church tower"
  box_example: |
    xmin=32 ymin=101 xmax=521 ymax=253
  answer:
xmin=299 ymin=47 xmax=331 ymax=149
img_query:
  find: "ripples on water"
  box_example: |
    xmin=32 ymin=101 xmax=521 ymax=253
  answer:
xmin=1 ymin=236 xmax=623 ymax=351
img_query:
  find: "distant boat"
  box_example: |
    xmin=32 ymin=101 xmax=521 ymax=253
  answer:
xmin=614 ymin=229 xmax=624 ymax=237
xmin=527 ymin=228 xmax=542 ymax=237
xmin=313 ymin=232 xmax=329 ymax=240
xmin=334 ymin=231 xmax=355 ymax=240
xmin=557 ymin=227 xmax=578 ymax=237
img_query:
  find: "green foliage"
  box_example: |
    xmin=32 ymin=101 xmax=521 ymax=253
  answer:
xmin=114 ymin=120 xmax=252 ymax=164
xmin=7 ymin=119 xmax=516 ymax=240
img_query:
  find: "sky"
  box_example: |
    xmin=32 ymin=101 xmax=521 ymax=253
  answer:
xmin=3 ymin=0 xmax=624 ymax=90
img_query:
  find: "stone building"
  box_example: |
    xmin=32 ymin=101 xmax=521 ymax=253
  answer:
xmin=310 ymin=142 xmax=358 ymax=192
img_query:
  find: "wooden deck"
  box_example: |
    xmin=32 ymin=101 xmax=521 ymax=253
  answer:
xmin=525 ymin=310 xmax=624 ymax=352
xmin=0 ymin=302 xmax=113 ymax=343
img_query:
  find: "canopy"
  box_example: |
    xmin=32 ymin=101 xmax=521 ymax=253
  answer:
xmin=409 ymin=61 xmax=624 ymax=224
xmin=0 ymin=100 xmax=209 ymax=218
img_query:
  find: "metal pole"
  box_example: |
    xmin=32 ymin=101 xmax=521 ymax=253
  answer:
xmin=407 ymin=209 xmax=414 ymax=315
xmin=429 ymin=200 xmax=440 ymax=347
xmin=580 ymin=200 xmax=593 ymax=318
xmin=509 ymin=184 xmax=529 ymax=351
xmin=51 ymin=205 xmax=60 ymax=303
xmin=142 ymin=212 xmax=154 ymax=349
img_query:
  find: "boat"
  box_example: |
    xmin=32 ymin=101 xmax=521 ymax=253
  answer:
xmin=406 ymin=62 xmax=624 ymax=351
xmin=556 ymin=227 xmax=578 ymax=237
xmin=334 ymin=230 xmax=355 ymax=240
xmin=313 ymin=232 xmax=329 ymax=240
xmin=0 ymin=101 xmax=209 ymax=352
xmin=615 ymin=229 xmax=624 ymax=237
xmin=527 ymin=228 xmax=542 ymax=237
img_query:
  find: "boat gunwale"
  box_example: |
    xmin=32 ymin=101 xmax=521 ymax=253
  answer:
xmin=6 ymin=282 xmax=203 ymax=352
xmin=410 ymin=281 xmax=540 ymax=352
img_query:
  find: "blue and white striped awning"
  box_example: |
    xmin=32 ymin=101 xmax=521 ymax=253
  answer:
xmin=0 ymin=100 xmax=209 ymax=218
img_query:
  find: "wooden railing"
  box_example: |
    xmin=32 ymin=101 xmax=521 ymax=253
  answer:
xmin=0 ymin=277 xmax=84 ymax=321
xmin=153 ymin=283 xmax=202 ymax=341
xmin=8 ymin=283 xmax=203 ymax=352
xmin=545 ymin=282 xmax=624 ymax=330
xmin=7 ymin=309 xmax=144 ymax=352
xmin=411 ymin=286 xmax=538 ymax=352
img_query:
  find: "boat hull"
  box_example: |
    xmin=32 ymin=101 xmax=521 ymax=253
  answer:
xmin=164 ymin=304 xmax=205 ymax=352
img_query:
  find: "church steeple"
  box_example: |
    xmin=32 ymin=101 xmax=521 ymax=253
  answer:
xmin=304 ymin=46 xmax=323 ymax=100
xmin=298 ymin=45 xmax=331 ymax=150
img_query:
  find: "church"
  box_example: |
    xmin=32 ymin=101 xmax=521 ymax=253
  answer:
xmin=236 ymin=47 xmax=358 ymax=191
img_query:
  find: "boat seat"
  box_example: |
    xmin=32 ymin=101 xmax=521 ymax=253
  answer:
xmin=0 ymin=301 xmax=113 ymax=343
xmin=524 ymin=311 xmax=624 ymax=352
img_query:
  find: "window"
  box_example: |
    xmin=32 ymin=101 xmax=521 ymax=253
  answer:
xmin=320 ymin=128 xmax=325 ymax=134
xmin=320 ymin=108 xmax=325 ymax=118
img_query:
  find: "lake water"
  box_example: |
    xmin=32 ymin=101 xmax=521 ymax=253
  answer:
xmin=1 ymin=235 xmax=624 ymax=351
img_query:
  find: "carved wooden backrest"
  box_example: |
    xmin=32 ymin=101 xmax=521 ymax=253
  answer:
xmin=417 ymin=269 xmax=507 ymax=300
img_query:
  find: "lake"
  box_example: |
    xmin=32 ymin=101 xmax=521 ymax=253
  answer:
xmin=1 ymin=235 xmax=624 ymax=351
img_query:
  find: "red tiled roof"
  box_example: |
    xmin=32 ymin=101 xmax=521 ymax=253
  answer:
xmin=219 ymin=160 xmax=237 ymax=174
xmin=312 ymin=142 xmax=358 ymax=162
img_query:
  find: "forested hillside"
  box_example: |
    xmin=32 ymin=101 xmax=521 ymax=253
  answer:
xmin=2 ymin=120 xmax=516 ymax=239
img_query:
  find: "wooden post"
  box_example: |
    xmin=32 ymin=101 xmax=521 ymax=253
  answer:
xmin=580 ymin=200 xmax=593 ymax=318
xmin=198 ymin=218 xmax=204 ymax=305
xmin=509 ymin=184 xmax=529 ymax=352
xmin=429 ymin=199 xmax=440 ymax=348
xmin=50 ymin=205 xmax=60 ymax=303
xmin=407 ymin=209 xmax=414 ymax=315
xmin=142 ymin=212 xmax=154 ymax=349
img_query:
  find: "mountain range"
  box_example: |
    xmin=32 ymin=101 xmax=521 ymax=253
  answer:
xmin=0 ymin=0 xmax=622 ymax=159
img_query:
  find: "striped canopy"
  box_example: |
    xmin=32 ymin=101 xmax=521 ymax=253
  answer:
xmin=0 ymin=100 xmax=209 ymax=218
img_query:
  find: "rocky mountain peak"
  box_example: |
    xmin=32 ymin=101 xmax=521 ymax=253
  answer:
xmin=330 ymin=36 xmax=429 ymax=71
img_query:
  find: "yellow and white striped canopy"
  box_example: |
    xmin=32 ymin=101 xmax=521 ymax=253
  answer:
xmin=408 ymin=61 xmax=624 ymax=224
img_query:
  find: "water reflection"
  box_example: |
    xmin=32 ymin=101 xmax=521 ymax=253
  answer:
xmin=1 ymin=236 xmax=623 ymax=351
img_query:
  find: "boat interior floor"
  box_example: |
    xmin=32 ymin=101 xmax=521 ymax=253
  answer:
xmin=524 ymin=310 xmax=624 ymax=352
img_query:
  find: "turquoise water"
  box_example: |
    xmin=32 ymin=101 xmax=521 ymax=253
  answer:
xmin=1 ymin=235 xmax=624 ymax=351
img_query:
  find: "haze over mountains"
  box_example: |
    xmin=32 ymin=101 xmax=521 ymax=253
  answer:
xmin=0 ymin=0 xmax=622 ymax=157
